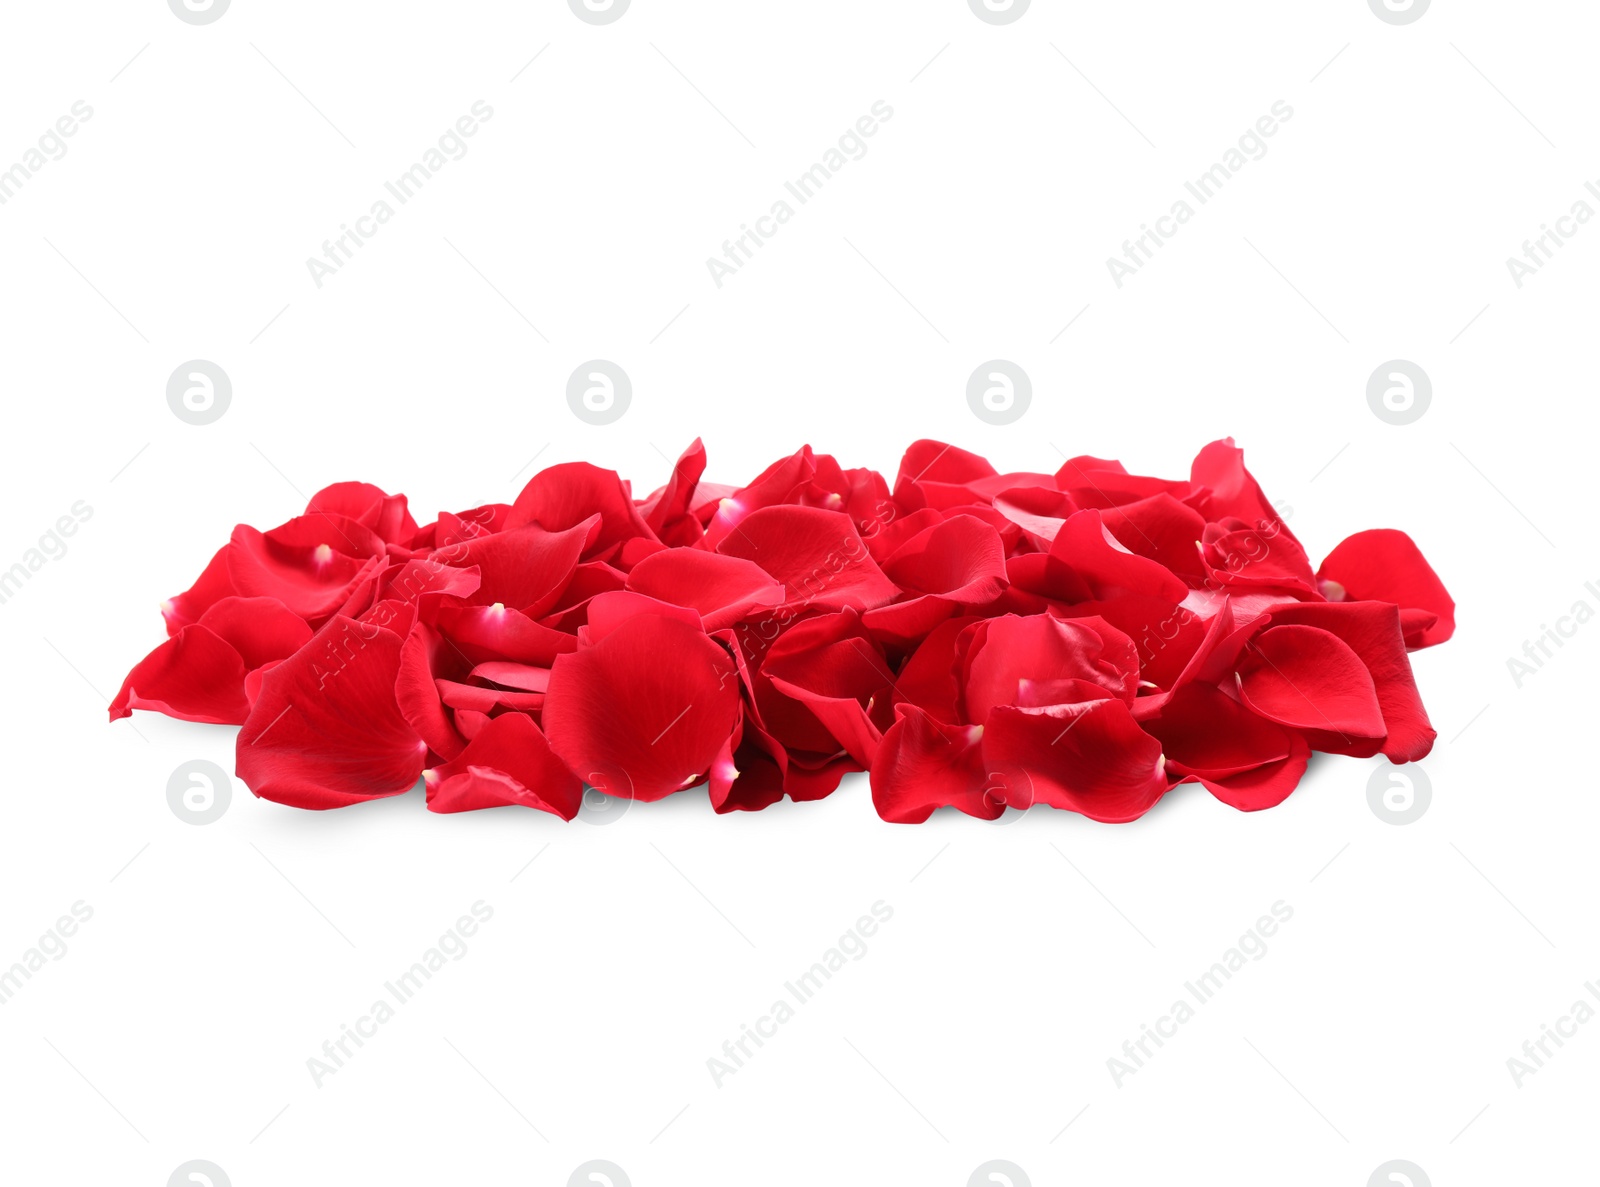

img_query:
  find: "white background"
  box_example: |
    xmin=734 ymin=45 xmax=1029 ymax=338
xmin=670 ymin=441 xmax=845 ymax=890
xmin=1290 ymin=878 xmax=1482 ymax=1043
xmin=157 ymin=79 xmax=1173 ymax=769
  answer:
xmin=1 ymin=1 xmax=1594 ymax=1184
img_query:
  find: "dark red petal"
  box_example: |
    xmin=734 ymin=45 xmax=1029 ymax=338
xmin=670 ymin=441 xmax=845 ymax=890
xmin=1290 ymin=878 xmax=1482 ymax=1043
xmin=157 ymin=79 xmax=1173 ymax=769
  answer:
xmin=396 ymin=621 xmax=467 ymax=761
xmin=226 ymin=517 xmax=386 ymax=622
xmin=236 ymin=618 xmax=426 ymax=808
xmin=870 ymin=705 xmax=998 ymax=824
xmin=879 ymin=513 xmax=1008 ymax=603
xmin=716 ymin=505 xmax=899 ymax=613
xmin=435 ymin=680 xmax=545 ymax=714
xmin=376 ymin=558 xmax=482 ymax=605
xmin=1056 ymin=595 xmax=1208 ymax=695
xmin=161 ymin=545 xmax=235 ymax=635
xmin=982 ymin=699 xmax=1168 ymax=823
xmin=580 ymin=591 xmax=703 ymax=644
xmin=1188 ymin=439 xmax=1302 ymax=550
xmin=625 ymin=549 xmax=785 ymax=632
xmin=1039 ymin=510 xmax=1190 ymax=604
xmin=506 ymin=461 xmax=657 ymax=559
xmin=763 ymin=611 xmax=896 ymax=767
xmin=1172 ymin=738 xmax=1311 ymax=812
xmin=993 ymin=485 xmax=1078 ymax=547
xmin=1099 ymin=494 xmax=1209 ymax=586
xmin=433 ymin=504 xmax=512 ymax=547
xmin=1055 ymin=455 xmax=1190 ymax=507
xmin=544 ymin=615 xmax=740 ymax=802
xmin=540 ymin=560 xmax=629 ymax=630
xmin=432 ymin=602 xmax=578 ymax=667
xmin=110 ymin=626 xmax=250 ymax=724
xmin=305 ymin=481 xmax=418 ymax=546
xmin=424 ymin=712 xmax=581 ymax=818
xmin=1199 ymin=518 xmax=1317 ymax=596
xmin=468 ymin=661 xmax=551 ymax=692
xmin=1262 ymin=601 xmax=1436 ymax=762
xmin=963 ymin=614 xmax=1140 ymax=722
xmin=433 ymin=519 xmax=594 ymax=616
xmin=1145 ymin=682 xmax=1309 ymax=811
xmin=1146 ymin=683 xmax=1292 ymax=776
xmin=639 ymin=438 xmax=708 ymax=546
xmin=890 ymin=616 xmax=980 ymax=723
xmin=194 ymin=596 xmax=312 ymax=671
xmin=894 ymin=440 xmax=997 ymax=488
xmin=1237 ymin=623 xmax=1387 ymax=741
xmin=696 ymin=446 xmax=819 ymax=549
xmin=1317 ymin=529 xmax=1455 ymax=648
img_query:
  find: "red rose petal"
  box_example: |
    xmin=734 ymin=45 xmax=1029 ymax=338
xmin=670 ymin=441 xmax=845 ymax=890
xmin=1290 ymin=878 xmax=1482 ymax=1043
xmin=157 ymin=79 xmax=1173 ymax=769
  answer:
xmin=870 ymin=705 xmax=998 ymax=824
xmin=1237 ymin=624 xmax=1387 ymax=742
xmin=983 ymin=698 xmax=1169 ymax=822
xmin=236 ymin=617 xmax=426 ymax=809
xmin=424 ymin=712 xmax=581 ymax=818
xmin=1317 ymin=529 xmax=1455 ymax=649
xmin=544 ymin=614 xmax=741 ymax=802
xmin=716 ymin=504 xmax=900 ymax=613
xmin=507 ymin=461 xmax=657 ymax=560
xmin=1262 ymin=601 xmax=1437 ymax=762
xmin=625 ymin=548 xmax=785 ymax=632
xmin=109 ymin=625 xmax=250 ymax=724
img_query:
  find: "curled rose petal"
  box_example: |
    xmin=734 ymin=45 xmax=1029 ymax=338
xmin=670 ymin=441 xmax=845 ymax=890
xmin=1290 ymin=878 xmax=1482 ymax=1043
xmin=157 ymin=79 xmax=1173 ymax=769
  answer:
xmin=1316 ymin=528 xmax=1455 ymax=649
xmin=543 ymin=614 xmax=741 ymax=802
xmin=716 ymin=504 xmax=900 ymax=613
xmin=1236 ymin=623 xmax=1388 ymax=743
xmin=625 ymin=548 xmax=785 ymax=633
xmin=424 ymin=712 xmax=582 ymax=818
xmin=236 ymin=617 xmax=426 ymax=809
xmin=982 ymin=698 xmax=1168 ymax=823
xmin=870 ymin=705 xmax=998 ymax=824
xmin=1145 ymin=682 xmax=1309 ymax=811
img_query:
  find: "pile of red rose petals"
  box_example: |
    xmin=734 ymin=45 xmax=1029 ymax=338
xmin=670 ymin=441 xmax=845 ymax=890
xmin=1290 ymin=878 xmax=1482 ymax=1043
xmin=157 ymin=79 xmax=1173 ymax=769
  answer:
xmin=110 ymin=438 xmax=1455 ymax=823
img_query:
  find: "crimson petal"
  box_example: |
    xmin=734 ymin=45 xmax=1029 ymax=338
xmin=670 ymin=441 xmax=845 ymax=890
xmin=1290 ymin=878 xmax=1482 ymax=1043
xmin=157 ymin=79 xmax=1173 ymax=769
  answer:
xmin=543 ymin=615 xmax=740 ymax=802
xmin=982 ymin=699 xmax=1168 ymax=822
xmin=236 ymin=617 xmax=426 ymax=808
xmin=424 ymin=712 xmax=581 ymax=818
